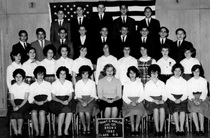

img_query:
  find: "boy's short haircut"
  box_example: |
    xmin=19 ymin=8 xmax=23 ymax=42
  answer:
xmin=175 ymin=28 xmax=186 ymax=35
xmin=144 ymin=6 xmax=152 ymax=12
xmin=18 ymin=30 xmax=28 ymax=36
xmin=58 ymin=27 xmax=67 ymax=33
xmin=57 ymin=8 xmax=66 ymax=14
xmin=36 ymin=28 xmax=46 ymax=36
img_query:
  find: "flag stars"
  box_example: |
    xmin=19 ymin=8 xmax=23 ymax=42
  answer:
xmin=70 ymin=8 xmax=73 ymax=10
xmin=68 ymin=19 xmax=70 ymax=21
xmin=73 ymin=4 xmax=76 ymax=7
xmin=60 ymin=5 xmax=63 ymax=7
xmin=67 ymin=5 xmax=69 ymax=7
xmin=54 ymin=5 xmax=56 ymax=8
xmin=86 ymin=4 xmax=89 ymax=7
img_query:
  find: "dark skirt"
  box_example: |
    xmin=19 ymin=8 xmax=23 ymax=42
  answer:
xmin=30 ymin=95 xmax=49 ymax=112
xmin=9 ymin=99 xmax=29 ymax=119
xmin=182 ymin=74 xmax=192 ymax=81
xmin=122 ymin=101 xmax=146 ymax=118
xmin=76 ymin=100 xmax=99 ymax=117
xmin=167 ymin=99 xmax=188 ymax=114
xmin=44 ymin=74 xmax=56 ymax=84
xmin=98 ymin=99 xmax=122 ymax=111
xmin=188 ymin=95 xmax=210 ymax=119
xmin=25 ymin=76 xmax=36 ymax=85
xmin=144 ymin=101 xmax=168 ymax=115
xmin=159 ymin=74 xmax=172 ymax=83
xmin=50 ymin=96 xmax=76 ymax=115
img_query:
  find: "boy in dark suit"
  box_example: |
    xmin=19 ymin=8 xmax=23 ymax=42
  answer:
xmin=50 ymin=8 xmax=71 ymax=43
xmin=155 ymin=26 xmax=174 ymax=60
xmin=90 ymin=2 xmax=113 ymax=39
xmin=113 ymin=4 xmax=136 ymax=40
xmin=174 ymin=28 xmax=194 ymax=62
xmin=138 ymin=7 xmax=160 ymax=39
xmin=71 ymin=5 xmax=89 ymax=43
xmin=31 ymin=28 xmax=51 ymax=61
xmin=53 ymin=27 xmax=74 ymax=59
xmin=12 ymin=30 xmax=31 ymax=63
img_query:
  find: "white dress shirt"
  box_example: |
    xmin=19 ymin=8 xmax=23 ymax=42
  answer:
xmin=157 ymin=57 xmax=176 ymax=75
xmin=28 ymin=80 xmax=52 ymax=103
xmin=72 ymin=57 xmax=93 ymax=74
xmin=55 ymin=57 xmax=73 ymax=75
xmin=51 ymin=79 xmax=74 ymax=96
xmin=39 ymin=58 xmax=56 ymax=75
xmin=10 ymin=82 xmax=29 ymax=100
xmin=122 ymin=79 xmax=144 ymax=104
xmin=22 ymin=59 xmax=39 ymax=77
xmin=180 ymin=57 xmax=200 ymax=74
xmin=188 ymin=77 xmax=208 ymax=101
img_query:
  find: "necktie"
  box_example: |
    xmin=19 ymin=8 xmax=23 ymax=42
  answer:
xmin=143 ymin=38 xmax=146 ymax=43
xmin=147 ymin=19 xmax=149 ymax=27
xmin=79 ymin=18 xmax=82 ymax=25
xmin=24 ymin=43 xmax=26 ymax=48
xmin=123 ymin=17 xmax=126 ymax=24
xmin=100 ymin=14 xmax=103 ymax=20
xmin=103 ymin=37 xmax=105 ymax=43
xmin=178 ymin=41 xmax=181 ymax=47
xmin=59 ymin=21 xmax=62 ymax=26
xmin=122 ymin=36 xmax=125 ymax=42
xmin=161 ymin=39 xmax=164 ymax=44
xmin=41 ymin=40 xmax=44 ymax=48
xmin=61 ymin=39 xmax=64 ymax=45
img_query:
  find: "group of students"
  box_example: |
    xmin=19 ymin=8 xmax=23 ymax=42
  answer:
xmin=6 ymin=1 xmax=210 ymax=138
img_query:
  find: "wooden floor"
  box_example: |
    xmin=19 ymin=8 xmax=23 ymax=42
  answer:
xmin=1 ymin=117 xmax=209 ymax=138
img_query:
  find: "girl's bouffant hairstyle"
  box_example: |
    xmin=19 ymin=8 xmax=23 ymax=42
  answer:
xmin=126 ymin=66 xmax=140 ymax=78
xmin=13 ymin=68 xmax=26 ymax=79
xmin=33 ymin=66 xmax=46 ymax=79
xmin=56 ymin=66 xmax=69 ymax=78
xmin=171 ymin=63 xmax=184 ymax=75
xmin=102 ymin=64 xmax=116 ymax=76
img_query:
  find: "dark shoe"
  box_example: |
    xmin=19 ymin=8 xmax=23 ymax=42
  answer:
xmin=180 ymin=131 xmax=185 ymax=136
xmin=194 ymin=131 xmax=199 ymax=136
xmin=82 ymin=130 xmax=86 ymax=135
xmin=57 ymin=135 xmax=63 ymax=138
xmin=135 ymin=130 xmax=140 ymax=136
xmin=154 ymin=131 xmax=159 ymax=137
xmin=87 ymin=130 xmax=91 ymax=135
xmin=159 ymin=131 xmax=164 ymax=137
xmin=175 ymin=131 xmax=180 ymax=136
xmin=131 ymin=131 xmax=135 ymax=136
xmin=199 ymin=131 xmax=205 ymax=136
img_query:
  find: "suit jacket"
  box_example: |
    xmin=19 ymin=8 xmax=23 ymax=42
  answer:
xmin=135 ymin=35 xmax=155 ymax=59
xmin=31 ymin=39 xmax=51 ymax=61
xmin=53 ymin=40 xmax=74 ymax=59
xmin=173 ymin=40 xmax=193 ymax=62
xmin=154 ymin=38 xmax=174 ymax=61
xmin=90 ymin=35 xmax=113 ymax=64
xmin=50 ymin=20 xmax=71 ymax=43
xmin=112 ymin=16 xmax=136 ymax=40
xmin=70 ymin=17 xmax=89 ymax=43
xmin=138 ymin=18 xmax=160 ymax=39
xmin=73 ymin=35 xmax=92 ymax=59
xmin=12 ymin=42 xmax=31 ymax=64
xmin=90 ymin=13 xmax=113 ymax=38
xmin=113 ymin=35 xmax=134 ymax=59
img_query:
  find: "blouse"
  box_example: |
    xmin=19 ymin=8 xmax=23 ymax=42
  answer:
xmin=122 ymin=79 xmax=144 ymax=104
xmin=6 ymin=62 xmax=22 ymax=90
xmin=187 ymin=77 xmax=208 ymax=101
xmin=39 ymin=58 xmax=56 ymax=75
xmin=51 ymin=79 xmax=74 ymax=96
xmin=97 ymin=77 xmax=122 ymax=99
xmin=55 ymin=57 xmax=73 ymax=74
xmin=75 ymin=79 xmax=97 ymax=99
xmin=95 ymin=55 xmax=118 ymax=84
xmin=144 ymin=79 xmax=167 ymax=102
xmin=28 ymin=80 xmax=52 ymax=103
xmin=157 ymin=57 xmax=176 ymax=75
xmin=116 ymin=56 xmax=138 ymax=85
xmin=10 ymin=82 xmax=29 ymax=100
xmin=180 ymin=57 xmax=200 ymax=74
xmin=22 ymin=59 xmax=39 ymax=77
xmin=166 ymin=76 xmax=188 ymax=101
xmin=72 ymin=57 xmax=93 ymax=74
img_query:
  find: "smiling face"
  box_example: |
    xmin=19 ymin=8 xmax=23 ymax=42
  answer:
xmin=144 ymin=8 xmax=152 ymax=18
xmin=37 ymin=31 xmax=45 ymax=40
xmin=59 ymin=70 xmax=67 ymax=80
xmin=28 ymin=49 xmax=36 ymax=60
xmin=37 ymin=72 xmax=44 ymax=82
xmin=129 ymin=70 xmax=136 ymax=80
xmin=140 ymin=28 xmax=149 ymax=37
xmin=176 ymin=30 xmax=185 ymax=40
xmin=57 ymin=10 xmax=65 ymax=20
xmin=161 ymin=48 xmax=169 ymax=57
xmin=120 ymin=27 xmax=129 ymax=36
xmin=14 ymin=53 xmax=21 ymax=63
xmin=76 ymin=7 xmax=84 ymax=16
xmin=150 ymin=71 xmax=158 ymax=79
xmin=100 ymin=27 xmax=108 ymax=37
xmin=58 ymin=29 xmax=67 ymax=39
xmin=15 ymin=73 xmax=23 ymax=84
xmin=184 ymin=50 xmax=192 ymax=59
xmin=159 ymin=28 xmax=168 ymax=38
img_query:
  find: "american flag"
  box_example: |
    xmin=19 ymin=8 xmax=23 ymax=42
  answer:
xmin=49 ymin=0 xmax=156 ymax=24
